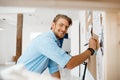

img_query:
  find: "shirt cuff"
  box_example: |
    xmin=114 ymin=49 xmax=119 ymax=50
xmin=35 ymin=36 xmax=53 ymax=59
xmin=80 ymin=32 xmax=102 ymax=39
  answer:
xmin=49 ymin=66 xmax=59 ymax=74
xmin=59 ymin=53 xmax=72 ymax=68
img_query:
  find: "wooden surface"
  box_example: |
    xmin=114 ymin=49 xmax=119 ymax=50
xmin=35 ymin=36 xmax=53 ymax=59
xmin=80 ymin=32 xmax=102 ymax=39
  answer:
xmin=13 ymin=13 xmax=23 ymax=62
xmin=104 ymin=11 xmax=120 ymax=80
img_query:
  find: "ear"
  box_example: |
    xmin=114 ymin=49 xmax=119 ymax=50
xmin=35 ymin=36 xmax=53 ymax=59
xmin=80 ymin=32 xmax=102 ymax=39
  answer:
xmin=51 ymin=22 xmax=55 ymax=30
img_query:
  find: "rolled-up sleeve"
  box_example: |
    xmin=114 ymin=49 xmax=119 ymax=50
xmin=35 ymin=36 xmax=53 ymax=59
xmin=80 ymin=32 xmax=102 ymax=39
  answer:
xmin=48 ymin=59 xmax=59 ymax=74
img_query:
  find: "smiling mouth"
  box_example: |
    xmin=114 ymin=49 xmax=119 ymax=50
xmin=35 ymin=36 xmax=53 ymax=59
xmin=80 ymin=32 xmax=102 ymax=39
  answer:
xmin=60 ymin=32 xmax=65 ymax=35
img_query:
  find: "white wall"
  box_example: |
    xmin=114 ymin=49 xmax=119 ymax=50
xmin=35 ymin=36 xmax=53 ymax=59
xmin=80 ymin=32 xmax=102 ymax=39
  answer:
xmin=0 ymin=14 xmax=17 ymax=64
xmin=70 ymin=20 xmax=80 ymax=78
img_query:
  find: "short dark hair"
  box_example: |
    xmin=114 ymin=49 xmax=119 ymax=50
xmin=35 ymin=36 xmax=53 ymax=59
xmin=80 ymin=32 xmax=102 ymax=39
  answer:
xmin=53 ymin=14 xmax=72 ymax=26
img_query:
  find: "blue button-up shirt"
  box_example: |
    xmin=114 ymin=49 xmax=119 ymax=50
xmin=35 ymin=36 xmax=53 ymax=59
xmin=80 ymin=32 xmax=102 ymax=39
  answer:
xmin=17 ymin=30 xmax=71 ymax=74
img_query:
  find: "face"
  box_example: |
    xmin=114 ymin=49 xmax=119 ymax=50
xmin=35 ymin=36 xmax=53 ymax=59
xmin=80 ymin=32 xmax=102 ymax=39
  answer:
xmin=52 ymin=18 xmax=69 ymax=39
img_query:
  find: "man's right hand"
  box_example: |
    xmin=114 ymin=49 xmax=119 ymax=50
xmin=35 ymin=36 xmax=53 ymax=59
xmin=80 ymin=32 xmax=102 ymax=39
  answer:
xmin=89 ymin=33 xmax=99 ymax=50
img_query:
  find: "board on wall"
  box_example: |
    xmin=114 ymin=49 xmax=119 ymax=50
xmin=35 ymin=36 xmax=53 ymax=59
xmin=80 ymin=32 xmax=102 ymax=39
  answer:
xmin=84 ymin=10 xmax=104 ymax=80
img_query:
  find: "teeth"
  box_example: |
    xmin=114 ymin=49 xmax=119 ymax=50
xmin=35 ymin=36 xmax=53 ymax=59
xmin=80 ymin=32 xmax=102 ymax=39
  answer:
xmin=60 ymin=32 xmax=64 ymax=34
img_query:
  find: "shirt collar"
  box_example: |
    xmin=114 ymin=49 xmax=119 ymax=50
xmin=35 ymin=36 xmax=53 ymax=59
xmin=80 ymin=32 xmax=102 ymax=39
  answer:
xmin=50 ymin=30 xmax=61 ymax=47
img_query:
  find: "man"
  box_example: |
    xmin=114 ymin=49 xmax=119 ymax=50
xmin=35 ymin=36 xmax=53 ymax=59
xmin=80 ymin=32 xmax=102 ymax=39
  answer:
xmin=17 ymin=14 xmax=97 ymax=79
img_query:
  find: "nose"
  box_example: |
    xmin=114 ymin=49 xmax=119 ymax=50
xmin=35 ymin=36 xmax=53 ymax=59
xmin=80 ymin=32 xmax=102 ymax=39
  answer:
xmin=62 ymin=26 xmax=67 ymax=32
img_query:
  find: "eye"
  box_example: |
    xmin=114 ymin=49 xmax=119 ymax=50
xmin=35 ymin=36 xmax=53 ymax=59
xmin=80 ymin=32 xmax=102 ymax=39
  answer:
xmin=58 ymin=23 xmax=69 ymax=30
xmin=65 ymin=26 xmax=69 ymax=29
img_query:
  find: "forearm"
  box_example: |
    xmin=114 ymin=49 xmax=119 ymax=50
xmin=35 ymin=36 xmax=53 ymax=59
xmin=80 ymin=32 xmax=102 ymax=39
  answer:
xmin=65 ymin=50 xmax=91 ymax=69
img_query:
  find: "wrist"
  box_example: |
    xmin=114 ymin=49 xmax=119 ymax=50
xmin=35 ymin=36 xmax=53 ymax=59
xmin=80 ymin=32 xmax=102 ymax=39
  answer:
xmin=87 ymin=48 xmax=95 ymax=55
